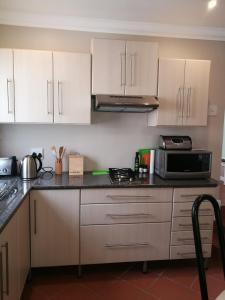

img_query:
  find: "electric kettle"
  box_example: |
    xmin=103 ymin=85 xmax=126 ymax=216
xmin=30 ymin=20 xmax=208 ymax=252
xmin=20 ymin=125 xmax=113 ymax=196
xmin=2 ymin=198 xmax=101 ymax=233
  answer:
xmin=20 ymin=153 xmax=42 ymax=179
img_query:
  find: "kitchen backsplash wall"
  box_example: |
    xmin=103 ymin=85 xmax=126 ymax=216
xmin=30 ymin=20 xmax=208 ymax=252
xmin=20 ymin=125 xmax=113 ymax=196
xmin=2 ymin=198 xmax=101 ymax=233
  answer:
xmin=0 ymin=113 xmax=208 ymax=171
xmin=0 ymin=25 xmax=225 ymax=178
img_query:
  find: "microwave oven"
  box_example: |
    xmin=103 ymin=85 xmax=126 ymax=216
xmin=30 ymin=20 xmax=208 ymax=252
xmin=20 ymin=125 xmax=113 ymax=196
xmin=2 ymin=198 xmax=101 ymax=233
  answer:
xmin=155 ymin=149 xmax=212 ymax=179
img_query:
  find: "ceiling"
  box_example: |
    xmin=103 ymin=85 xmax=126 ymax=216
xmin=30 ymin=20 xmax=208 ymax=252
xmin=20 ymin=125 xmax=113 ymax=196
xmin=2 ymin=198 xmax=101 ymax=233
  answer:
xmin=1 ymin=0 xmax=225 ymax=40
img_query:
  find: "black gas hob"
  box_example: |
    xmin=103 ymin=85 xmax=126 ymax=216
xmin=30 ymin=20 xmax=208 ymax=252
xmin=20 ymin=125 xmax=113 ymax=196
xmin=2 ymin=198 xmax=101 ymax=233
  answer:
xmin=109 ymin=168 xmax=147 ymax=184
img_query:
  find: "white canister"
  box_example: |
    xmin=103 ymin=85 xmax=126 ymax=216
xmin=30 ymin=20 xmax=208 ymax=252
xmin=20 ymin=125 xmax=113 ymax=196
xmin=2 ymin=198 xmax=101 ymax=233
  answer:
xmin=149 ymin=150 xmax=155 ymax=174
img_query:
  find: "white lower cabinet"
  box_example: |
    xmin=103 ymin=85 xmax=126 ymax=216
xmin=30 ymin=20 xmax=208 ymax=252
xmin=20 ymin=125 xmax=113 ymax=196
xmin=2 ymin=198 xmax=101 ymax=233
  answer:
xmin=170 ymin=187 xmax=218 ymax=260
xmin=30 ymin=190 xmax=79 ymax=267
xmin=80 ymin=188 xmax=173 ymax=265
xmin=81 ymin=223 xmax=171 ymax=264
xmin=0 ymin=195 xmax=30 ymax=300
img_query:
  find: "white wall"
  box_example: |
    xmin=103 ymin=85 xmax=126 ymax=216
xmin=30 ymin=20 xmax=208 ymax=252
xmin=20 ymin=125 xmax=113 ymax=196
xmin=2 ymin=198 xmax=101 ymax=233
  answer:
xmin=0 ymin=113 xmax=207 ymax=171
xmin=0 ymin=25 xmax=225 ymax=177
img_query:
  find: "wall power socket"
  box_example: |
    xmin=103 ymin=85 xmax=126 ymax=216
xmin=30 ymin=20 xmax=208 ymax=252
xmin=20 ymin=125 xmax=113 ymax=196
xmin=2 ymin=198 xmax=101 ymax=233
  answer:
xmin=30 ymin=148 xmax=44 ymax=159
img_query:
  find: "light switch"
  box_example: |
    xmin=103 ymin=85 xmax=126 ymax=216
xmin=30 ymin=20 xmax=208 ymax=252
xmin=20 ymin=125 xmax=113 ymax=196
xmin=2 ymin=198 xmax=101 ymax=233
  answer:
xmin=208 ymin=104 xmax=218 ymax=116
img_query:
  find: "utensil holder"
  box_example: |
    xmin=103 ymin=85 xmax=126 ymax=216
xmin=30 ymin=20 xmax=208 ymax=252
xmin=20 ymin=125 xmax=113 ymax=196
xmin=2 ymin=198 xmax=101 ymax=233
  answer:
xmin=55 ymin=159 xmax=62 ymax=175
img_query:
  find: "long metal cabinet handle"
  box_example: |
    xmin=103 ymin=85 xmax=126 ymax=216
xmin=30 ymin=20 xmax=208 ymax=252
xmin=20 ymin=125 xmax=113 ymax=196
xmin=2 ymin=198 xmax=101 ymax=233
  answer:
xmin=188 ymin=87 xmax=192 ymax=117
xmin=106 ymin=213 xmax=152 ymax=218
xmin=34 ymin=200 xmax=37 ymax=234
xmin=176 ymin=87 xmax=182 ymax=118
xmin=57 ymin=80 xmax=63 ymax=115
xmin=120 ymin=53 xmax=126 ymax=86
xmin=106 ymin=195 xmax=153 ymax=200
xmin=180 ymin=209 xmax=211 ymax=213
xmin=131 ymin=54 xmax=136 ymax=87
xmin=104 ymin=242 xmax=149 ymax=248
xmin=1 ymin=243 xmax=9 ymax=296
xmin=177 ymin=251 xmax=207 ymax=256
xmin=177 ymin=237 xmax=209 ymax=242
xmin=0 ymin=252 xmax=3 ymax=300
xmin=179 ymin=223 xmax=210 ymax=227
xmin=6 ymin=79 xmax=13 ymax=114
xmin=181 ymin=194 xmax=200 ymax=198
xmin=47 ymin=80 xmax=51 ymax=114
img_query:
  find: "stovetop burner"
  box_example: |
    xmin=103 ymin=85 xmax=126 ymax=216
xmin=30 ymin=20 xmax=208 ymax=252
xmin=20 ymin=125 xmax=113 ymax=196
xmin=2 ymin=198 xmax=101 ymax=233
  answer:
xmin=109 ymin=168 xmax=135 ymax=183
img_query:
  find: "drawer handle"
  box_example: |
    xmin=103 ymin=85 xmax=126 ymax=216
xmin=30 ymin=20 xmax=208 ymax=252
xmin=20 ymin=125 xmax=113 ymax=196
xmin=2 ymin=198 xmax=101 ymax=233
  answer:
xmin=180 ymin=209 xmax=211 ymax=213
xmin=177 ymin=237 xmax=209 ymax=242
xmin=177 ymin=251 xmax=207 ymax=256
xmin=180 ymin=194 xmax=200 ymax=198
xmin=104 ymin=242 xmax=149 ymax=248
xmin=106 ymin=213 xmax=153 ymax=219
xmin=106 ymin=195 xmax=153 ymax=200
xmin=179 ymin=223 xmax=210 ymax=227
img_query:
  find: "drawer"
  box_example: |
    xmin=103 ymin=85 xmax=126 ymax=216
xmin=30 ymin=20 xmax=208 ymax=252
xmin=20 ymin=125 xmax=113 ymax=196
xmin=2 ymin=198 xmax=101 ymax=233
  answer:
xmin=81 ymin=188 xmax=173 ymax=204
xmin=171 ymin=230 xmax=212 ymax=246
xmin=172 ymin=216 xmax=213 ymax=231
xmin=173 ymin=201 xmax=213 ymax=217
xmin=170 ymin=244 xmax=212 ymax=260
xmin=80 ymin=223 xmax=171 ymax=264
xmin=81 ymin=202 xmax=172 ymax=225
xmin=173 ymin=187 xmax=219 ymax=203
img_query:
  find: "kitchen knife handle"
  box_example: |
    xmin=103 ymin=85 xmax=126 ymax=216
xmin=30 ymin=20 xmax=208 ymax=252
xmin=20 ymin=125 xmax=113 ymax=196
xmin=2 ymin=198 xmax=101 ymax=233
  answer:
xmin=34 ymin=199 xmax=37 ymax=234
xmin=1 ymin=243 xmax=9 ymax=296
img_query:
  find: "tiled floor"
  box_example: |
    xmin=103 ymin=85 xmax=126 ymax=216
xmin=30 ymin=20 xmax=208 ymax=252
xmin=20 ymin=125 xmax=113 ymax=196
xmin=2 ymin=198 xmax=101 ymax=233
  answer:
xmin=22 ymin=184 xmax=225 ymax=300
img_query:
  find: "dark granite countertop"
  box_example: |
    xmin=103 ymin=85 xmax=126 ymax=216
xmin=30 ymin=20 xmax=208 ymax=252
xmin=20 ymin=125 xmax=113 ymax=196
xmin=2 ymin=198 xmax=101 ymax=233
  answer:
xmin=0 ymin=172 xmax=218 ymax=233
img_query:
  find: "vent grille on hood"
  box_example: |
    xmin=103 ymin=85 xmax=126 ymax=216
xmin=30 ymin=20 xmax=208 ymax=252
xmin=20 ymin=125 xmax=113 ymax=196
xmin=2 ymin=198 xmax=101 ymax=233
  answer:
xmin=93 ymin=95 xmax=159 ymax=113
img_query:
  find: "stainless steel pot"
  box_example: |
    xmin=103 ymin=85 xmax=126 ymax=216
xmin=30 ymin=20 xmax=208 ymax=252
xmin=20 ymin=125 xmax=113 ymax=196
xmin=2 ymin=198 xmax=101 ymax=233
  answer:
xmin=20 ymin=154 xmax=42 ymax=180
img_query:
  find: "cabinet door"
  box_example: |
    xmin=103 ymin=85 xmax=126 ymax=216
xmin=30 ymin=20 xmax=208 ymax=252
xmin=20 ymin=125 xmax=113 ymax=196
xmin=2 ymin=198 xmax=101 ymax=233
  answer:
xmin=14 ymin=49 xmax=53 ymax=123
xmin=53 ymin=52 xmax=91 ymax=124
xmin=91 ymin=38 xmax=126 ymax=95
xmin=125 ymin=41 xmax=158 ymax=96
xmin=0 ymin=214 xmax=19 ymax=300
xmin=30 ymin=190 xmax=79 ymax=267
xmin=0 ymin=49 xmax=14 ymax=123
xmin=151 ymin=58 xmax=185 ymax=126
xmin=17 ymin=196 xmax=30 ymax=297
xmin=183 ymin=60 xmax=211 ymax=126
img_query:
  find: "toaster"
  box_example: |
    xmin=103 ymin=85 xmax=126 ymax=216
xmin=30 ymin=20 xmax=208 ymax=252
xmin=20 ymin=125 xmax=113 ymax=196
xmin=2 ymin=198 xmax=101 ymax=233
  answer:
xmin=0 ymin=156 xmax=17 ymax=176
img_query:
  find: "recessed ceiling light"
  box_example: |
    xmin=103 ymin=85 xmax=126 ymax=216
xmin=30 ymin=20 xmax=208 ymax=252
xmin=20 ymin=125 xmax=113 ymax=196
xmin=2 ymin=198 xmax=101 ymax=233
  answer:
xmin=208 ymin=0 xmax=217 ymax=9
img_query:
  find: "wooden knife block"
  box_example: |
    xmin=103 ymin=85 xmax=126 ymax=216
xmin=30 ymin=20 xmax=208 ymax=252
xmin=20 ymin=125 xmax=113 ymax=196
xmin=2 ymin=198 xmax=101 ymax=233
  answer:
xmin=69 ymin=155 xmax=84 ymax=176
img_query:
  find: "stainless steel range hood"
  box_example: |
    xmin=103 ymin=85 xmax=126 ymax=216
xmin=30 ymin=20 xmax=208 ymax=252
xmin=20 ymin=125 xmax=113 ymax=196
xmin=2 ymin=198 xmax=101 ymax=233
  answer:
xmin=93 ymin=95 xmax=159 ymax=113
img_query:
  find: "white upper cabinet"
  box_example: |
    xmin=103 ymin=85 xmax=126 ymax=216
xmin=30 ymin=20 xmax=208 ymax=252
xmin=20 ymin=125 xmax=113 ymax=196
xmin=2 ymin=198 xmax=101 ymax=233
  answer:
xmin=183 ymin=60 xmax=210 ymax=126
xmin=91 ymin=38 xmax=158 ymax=96
xmin=0 ymin=49 xmax=15 ymax=123
xmin=53 ymin=52 xmax=91 ymax=124
xmin=14 ymin=49 xmax=53 ymax=123
xmin=148 ymin=58 xmax=211 ymax=126
xmin=91 ymin=39 xmax=126 ymax=95
xmin=125 ymin=41 xmax=158 ymax=96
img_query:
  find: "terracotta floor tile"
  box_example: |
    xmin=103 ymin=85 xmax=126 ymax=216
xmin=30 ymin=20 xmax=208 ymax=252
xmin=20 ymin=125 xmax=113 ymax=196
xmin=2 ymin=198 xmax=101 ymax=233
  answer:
xmin=121 ymin=268 xmax=162 ymax=290
xmin=192 ymin=274 xmax=225 ymax=300
xmin=48 ymin=283 xmax=100 ymax=300
xmin=95 ymin=279 xmax=158 ymax=300
xmin=148 ymin=277 xmax=201 ymax=300
xmin=162 ymin=264 xmax=198 ymax=288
